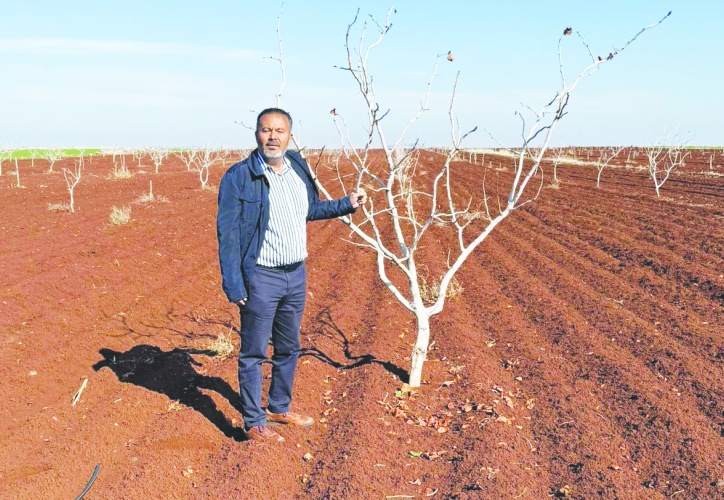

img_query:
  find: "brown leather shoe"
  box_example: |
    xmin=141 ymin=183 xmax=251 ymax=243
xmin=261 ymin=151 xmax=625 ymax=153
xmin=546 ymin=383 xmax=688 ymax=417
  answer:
xmin=265 ymin=409 xmax=314 ymax=428
xmin=246 ymin=425 xmax=285 ymax=442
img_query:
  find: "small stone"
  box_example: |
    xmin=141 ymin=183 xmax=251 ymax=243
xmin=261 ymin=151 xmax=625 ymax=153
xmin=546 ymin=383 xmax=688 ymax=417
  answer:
xmin=29 ymin=371 xmax=38 ymax=376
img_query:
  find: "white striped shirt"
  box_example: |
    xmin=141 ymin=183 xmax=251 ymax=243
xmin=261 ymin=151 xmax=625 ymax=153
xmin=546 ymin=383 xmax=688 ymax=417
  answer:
xmin=257 ymin=153 xmax=309 ymax=267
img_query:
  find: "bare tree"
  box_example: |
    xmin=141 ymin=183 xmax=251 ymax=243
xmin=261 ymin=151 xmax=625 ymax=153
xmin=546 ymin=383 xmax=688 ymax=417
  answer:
xmin=132 ymin=149 xmax=145 ymax=168
xmin=28 ymin=149 xmax=41 ymax=169
xmin=595 ymin=145 xmax=626 ymax=187
xmin=43 ymin=149 xmax=62 ymax=173
xmin=175 ymin=150 xmax=198 ymax=171
xmin=317 ymin=9 xmax=670 ymax=387
xmin=192 ymin=148 xmax=216 ymax=189
xmin=646 ymin=137 xmax=690 ymax=197
xmin=150 ymin=148 xmax=169 ymax=174
xmin=62 ymin=156 xmax=83 ymax=213
xmin=550 ymin=148 xmax=568 ymax=188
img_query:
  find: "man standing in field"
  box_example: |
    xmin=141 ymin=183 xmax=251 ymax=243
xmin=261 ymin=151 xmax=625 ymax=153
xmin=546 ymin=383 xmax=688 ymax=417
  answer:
xmin=217 ymin=108 xmax=367 ymax=442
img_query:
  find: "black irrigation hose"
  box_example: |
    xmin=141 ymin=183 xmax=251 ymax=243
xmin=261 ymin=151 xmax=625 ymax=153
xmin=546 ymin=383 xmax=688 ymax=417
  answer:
xmin=74 ymin=464 xmax=101 ymax=500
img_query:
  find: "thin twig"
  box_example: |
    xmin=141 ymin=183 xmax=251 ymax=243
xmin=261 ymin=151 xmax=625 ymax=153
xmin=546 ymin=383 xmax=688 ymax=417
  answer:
xmin=512 ymin=487 xmax=528 ymax=498
xmin=71 ymin=377 xmax=88 ymax=407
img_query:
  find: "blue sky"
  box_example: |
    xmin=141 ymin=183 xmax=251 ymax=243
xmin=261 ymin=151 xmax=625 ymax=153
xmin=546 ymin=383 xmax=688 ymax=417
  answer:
xmin=0 ymin=1 xmax=720 ymax=148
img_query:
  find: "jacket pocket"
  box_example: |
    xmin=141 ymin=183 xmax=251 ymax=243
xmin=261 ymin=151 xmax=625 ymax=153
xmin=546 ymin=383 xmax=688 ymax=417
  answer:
xmin=240 ymin=196 xmax=261 ymax=221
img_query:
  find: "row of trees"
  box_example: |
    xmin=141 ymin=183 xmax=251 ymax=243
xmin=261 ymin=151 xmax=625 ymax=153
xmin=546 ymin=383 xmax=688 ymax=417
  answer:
xmin=0 ymin=148 xmax=252 ymax=174
xmin=0 ymin=148 xmax=248 ymax=213
xmin=0 ymin=142 xmax=702 ymax=207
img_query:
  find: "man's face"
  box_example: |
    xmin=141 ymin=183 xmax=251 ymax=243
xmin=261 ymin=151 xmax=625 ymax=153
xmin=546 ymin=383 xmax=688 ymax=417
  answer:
xmin=255 ymin=113 xmax=291 ymax=164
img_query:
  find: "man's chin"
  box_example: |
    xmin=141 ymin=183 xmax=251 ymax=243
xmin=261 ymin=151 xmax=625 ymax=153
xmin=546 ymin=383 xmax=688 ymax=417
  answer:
xmin=261 ymin=149 xmax=285 ymax=161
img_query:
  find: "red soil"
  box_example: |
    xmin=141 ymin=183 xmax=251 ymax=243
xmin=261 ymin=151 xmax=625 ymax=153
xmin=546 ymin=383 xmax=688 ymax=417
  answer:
xmin=0 ymin=150 xmax=721 ymax=499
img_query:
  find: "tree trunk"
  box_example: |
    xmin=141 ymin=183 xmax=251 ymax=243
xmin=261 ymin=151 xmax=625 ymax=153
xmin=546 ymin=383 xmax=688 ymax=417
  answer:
xmin=200 ymin=167 xmax=208 ymax=188
xmin=408 ymin=311 xmax=430 ymax=387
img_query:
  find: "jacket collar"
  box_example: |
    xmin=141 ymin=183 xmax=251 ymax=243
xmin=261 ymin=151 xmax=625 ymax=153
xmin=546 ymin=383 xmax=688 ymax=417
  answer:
xmin=285 ymin=150 xmax=311 ymax=182
xmin=248 ymin=149 xmax=265 ymax=178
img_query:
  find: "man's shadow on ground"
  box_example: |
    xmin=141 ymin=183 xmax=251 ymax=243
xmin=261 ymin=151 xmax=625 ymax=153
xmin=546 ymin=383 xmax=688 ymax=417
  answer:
xmin=93 ymin=345 xmax=245 ymax=440
xmin=93 ymin=309 xmax=407 ymax=440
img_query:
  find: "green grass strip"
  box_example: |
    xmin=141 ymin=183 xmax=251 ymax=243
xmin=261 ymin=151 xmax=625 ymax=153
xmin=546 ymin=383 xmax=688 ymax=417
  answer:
xmin=4 ymin=148 xmax=103 ymax=159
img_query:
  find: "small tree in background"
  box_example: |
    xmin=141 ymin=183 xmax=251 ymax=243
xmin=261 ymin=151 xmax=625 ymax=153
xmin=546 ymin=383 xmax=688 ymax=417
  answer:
xmin=28 ymin=149 xmax=41 ymax=169
xmin=62 ymin=156 xmax=83 ymax=213
xmin=193 ymin=148 xmax=216 ymax=189
xmin=132 ymin=149 xmax=145 ymax=168
xmin=646 ymin=136 xmax=690 ymax=197
xmin=150 ymin=148 xmax=169 ymax=174
xmin=595 ymin=145 xmax=626 ymax=187
xmin=176 ymin=150 xmax=198 ymax=172
xmin=43 ymin=149 xmax=62 ymax=173
xmin=550 ymin=149 xmax=568 ymax=189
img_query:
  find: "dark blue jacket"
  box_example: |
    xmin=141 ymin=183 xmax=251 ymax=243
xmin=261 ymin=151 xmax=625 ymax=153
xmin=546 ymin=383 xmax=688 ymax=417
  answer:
xmin=217 ymin=149 xmax=355 ymax=303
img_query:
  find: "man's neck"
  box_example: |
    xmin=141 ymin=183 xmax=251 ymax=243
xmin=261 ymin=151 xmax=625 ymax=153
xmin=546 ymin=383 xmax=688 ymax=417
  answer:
xmin=268 ymin=159 xmax=284 ymax=174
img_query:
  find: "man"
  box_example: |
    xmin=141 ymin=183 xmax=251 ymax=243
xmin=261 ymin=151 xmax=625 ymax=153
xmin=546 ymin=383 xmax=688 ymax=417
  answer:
xmin=217 ymin=108 xmax=367 ymax=442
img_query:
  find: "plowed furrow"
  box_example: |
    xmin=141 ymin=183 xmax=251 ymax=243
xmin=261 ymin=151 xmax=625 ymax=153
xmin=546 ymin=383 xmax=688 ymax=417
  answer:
xmin=511 ymin=210 xmax=722 ymax=349
xmin=523 ymin=205 xmax=724 ymax=308
xmin=493 ymin=226 xmax=722 ymax=427
xmin=478 ymin=238 xmax=721 ymax=498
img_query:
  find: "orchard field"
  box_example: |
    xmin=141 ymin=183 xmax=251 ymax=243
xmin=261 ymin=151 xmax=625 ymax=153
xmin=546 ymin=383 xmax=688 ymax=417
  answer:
xmin=0 ymin=148 xmax=721 ymax=498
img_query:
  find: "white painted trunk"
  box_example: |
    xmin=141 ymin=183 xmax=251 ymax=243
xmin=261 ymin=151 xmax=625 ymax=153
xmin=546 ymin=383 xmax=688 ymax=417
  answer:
xmin=408 ymin=311 xmax=430 ymax=387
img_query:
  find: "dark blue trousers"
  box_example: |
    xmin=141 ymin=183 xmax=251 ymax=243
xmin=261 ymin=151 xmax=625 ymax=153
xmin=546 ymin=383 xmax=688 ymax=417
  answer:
xmin=238 ymin=264 xmax=306 ymax=429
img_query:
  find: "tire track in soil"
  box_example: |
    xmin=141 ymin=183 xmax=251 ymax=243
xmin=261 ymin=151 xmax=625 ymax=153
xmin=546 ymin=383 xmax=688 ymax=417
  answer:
xmin=480 ymin=233 xmax=722 ymax=498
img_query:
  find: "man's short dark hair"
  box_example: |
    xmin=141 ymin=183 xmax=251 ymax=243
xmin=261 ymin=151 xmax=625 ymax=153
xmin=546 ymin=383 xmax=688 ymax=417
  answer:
xmin=256 ymin=108 xmax=293 ymax=131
